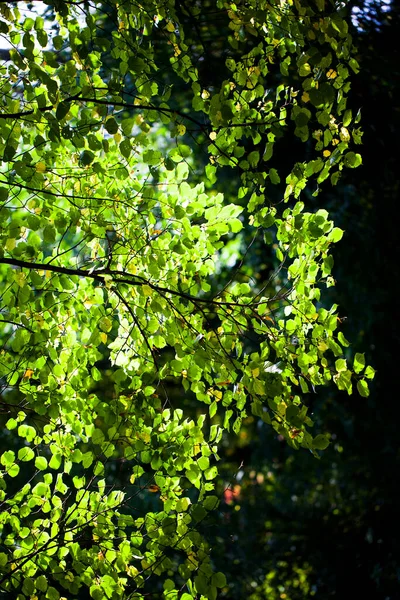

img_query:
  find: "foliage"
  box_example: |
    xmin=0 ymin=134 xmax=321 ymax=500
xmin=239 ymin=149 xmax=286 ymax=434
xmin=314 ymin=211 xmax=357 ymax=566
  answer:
xmin=0 ymin=1 xmax=372 ymax=598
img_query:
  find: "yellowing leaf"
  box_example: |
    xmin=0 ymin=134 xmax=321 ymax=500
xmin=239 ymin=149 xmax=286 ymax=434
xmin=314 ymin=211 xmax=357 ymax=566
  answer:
xmin=290 ymin=428 xmax=303 ymax=439
xmin=208 ymin=388 xmax=222 ymax=400
xmin=5 ymin=238 xmax=16 ymax=251
xmin=139 ymin=431 xmax=150 ymax=443
xmin=301 ymin=91 xmax=310 ymax=103
xmin=277 ymin=401 xmax=287 ymax=415
xmin=339 ymin=126 xmax=350 ymax=142
xmin=14 ymin=272 xmax=26 ymax=287
xmin=99 ymin=316 xmax=112 ymax=332
xmin=166 ymin=21 xmax=175 ymax=32
xmin=251 ymin=368 xmax=260 ymax=378
xmin=142 ymin=285 xmax=152 ymax=297
xmin=35 ymin=162 xmax=46 ymax=173
xmin=323 ymin=150 xmax=331 ymax=157
xmin=147 ymin=484 xmax=160 ymax=492
xmin=326 ymin=69 xmax=337 ymax=79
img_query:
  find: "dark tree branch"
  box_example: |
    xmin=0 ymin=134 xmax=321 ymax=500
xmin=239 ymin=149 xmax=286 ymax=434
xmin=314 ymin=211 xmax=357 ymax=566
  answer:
xmin=0 ymin=93 xmax=284 ymax=130
xmin=0 ymin=94 xmax=206 ymax=128
xmin=0 ymin=257 xmax=288 ymax=308
xmin=0 ymin=318 xmax=33 ymax=332
xmin=0 ymin=257 xmax=105 ymax=282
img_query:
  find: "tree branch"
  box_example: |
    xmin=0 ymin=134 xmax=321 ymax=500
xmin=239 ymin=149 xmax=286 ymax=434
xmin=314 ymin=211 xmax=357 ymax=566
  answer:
xmin=0 ymin=94 xmax=206 ymax=129
xmin=0 ymin=318 xmax=33 ymax=333
xmin=0 ymin=257 xmax=104 ymax=282
xmin=0 ymin=257 xmax=287 ymax=309
xmin=0 ymin=93 xmax=286 ymax=131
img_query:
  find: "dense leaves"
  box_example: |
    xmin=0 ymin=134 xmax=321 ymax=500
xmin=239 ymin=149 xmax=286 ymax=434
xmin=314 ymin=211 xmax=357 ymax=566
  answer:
xmin=0 ymin=1 xmax=371 ymax=598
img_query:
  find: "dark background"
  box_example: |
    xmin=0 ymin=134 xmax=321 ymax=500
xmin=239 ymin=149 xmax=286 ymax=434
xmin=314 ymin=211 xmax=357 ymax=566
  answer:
xmin=208 ymin=2 xmax=400 ymax=598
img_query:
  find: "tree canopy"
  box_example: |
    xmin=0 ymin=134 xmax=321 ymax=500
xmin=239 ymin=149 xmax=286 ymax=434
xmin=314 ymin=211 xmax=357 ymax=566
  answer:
xmin=0 ymin=1 xmax=373 ymax=598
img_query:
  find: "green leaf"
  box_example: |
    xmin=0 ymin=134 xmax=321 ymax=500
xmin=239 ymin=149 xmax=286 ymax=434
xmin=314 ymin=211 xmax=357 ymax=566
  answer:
xmin=338 ymin=332 xmax=350 ymax=347
xmin=354 ymin=353 xmax=366 ymax=374
xmin=46 ymin=586 xmax=60 ymax=600
xmin=312 ymin=434 xmax=330 ymax=450
xmin=299 ymin=63 xmax=311 ymax=76
xmin=204 ymin=466 xmax=218 ymax=480
xmin=49 ymin=454 xmax=62 ymax=470
xmin=357 ymin=379 xmax=369 ymax=397
xmin=79 ymin=150 xmax=95 ymax=166
xmin=248 ymin=151 xmax=260 ymax=167
xmin=120 ymin=138 xmax=131 ymax=158
xmin=56 ymin=102 xmax=71 ymax=121
xmin=35 ymin=456 xmax=48 ymax=470
xmin=36 ymin=575 xmax=48 ymax=592
xmin=186 ymin=468 xmax=201 ymax=486
xmin=104 ymin=117 xmax=119 ymax=134
xmin=197 ymin=456 xmax=210 ymax=471
xmin=269 ymin=168 xmax=280 ymax=184
xmin=203 ymin=495 xmax=219 ymax=511
xmin=0 ymin=186 xmax=9 ymax=201
xmin=344 ymin=152 xmax=362 ymax=168
xmin=194 ymin=574 xmax=209 ymax=596
xmin=6 ymin=418 xmax=18 ymax=430
xmin=364 ymin=365 xmax=376 ymax=379
xmin=8 ymin=464 xmax=20 ymax=477
xmin=212 ymin=572 xmax=227 ymax=588
xmin=18 ymin=447 xmax=35 ymax=462
xmin=335 ymin=358 xmax=347 ymax=372
xmin=176 ymin=497 xmax=191 ymax=512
